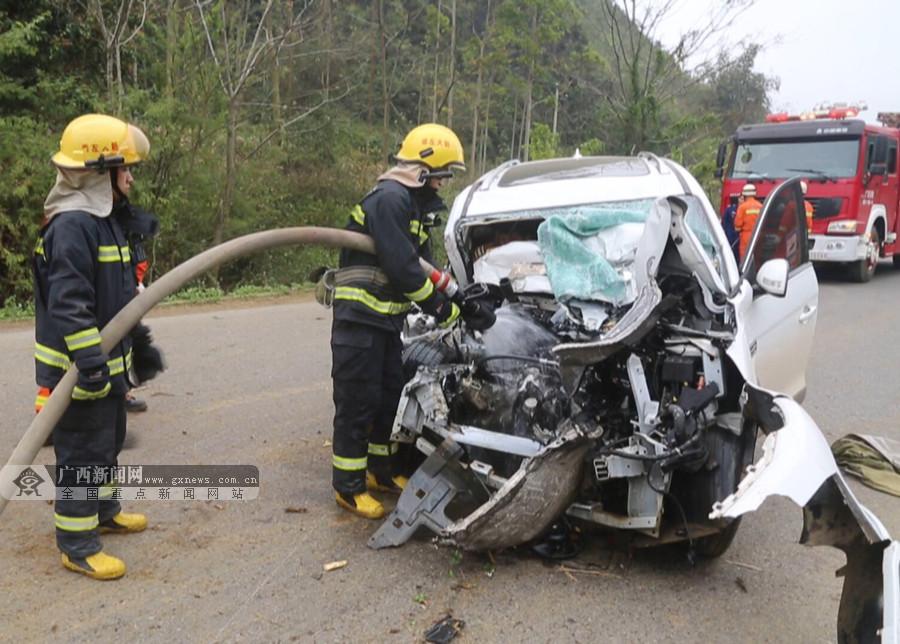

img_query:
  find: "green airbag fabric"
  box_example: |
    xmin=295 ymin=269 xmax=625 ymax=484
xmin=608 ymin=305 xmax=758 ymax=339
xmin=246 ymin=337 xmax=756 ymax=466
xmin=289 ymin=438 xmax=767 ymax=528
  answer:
xmin=536 ymin=204 xmax=649 ymax=305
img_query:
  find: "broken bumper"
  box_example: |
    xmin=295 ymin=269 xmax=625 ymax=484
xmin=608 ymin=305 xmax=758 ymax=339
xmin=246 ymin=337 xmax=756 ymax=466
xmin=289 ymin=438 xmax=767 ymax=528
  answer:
xmin=711 ymin=392 xmax=898 ymax=643
xmin=368 ymin=424 xmax=591 ymax=552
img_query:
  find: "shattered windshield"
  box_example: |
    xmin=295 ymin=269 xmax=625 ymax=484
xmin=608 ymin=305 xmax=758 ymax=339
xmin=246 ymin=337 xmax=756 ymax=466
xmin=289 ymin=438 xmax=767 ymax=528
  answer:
xmin=533 ymin=199 xmax=655 ymax=307
xmin=683 ymin=195 xmax=727 ymax=284
xmin=730 ymin=138 xmax=860 ymax=179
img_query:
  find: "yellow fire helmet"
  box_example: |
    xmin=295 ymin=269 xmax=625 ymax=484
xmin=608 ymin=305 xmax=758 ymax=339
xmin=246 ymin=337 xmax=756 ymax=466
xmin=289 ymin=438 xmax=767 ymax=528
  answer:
xmin=52 ymin=113 xmax=150 ymax=170
xmin=395 ymin=123 xmax=466 ymax=177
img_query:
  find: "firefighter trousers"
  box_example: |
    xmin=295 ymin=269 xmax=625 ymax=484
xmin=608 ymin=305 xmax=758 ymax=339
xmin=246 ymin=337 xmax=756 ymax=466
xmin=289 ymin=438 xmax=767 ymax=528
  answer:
xmin=330 ymin=319 xmax=405 ymax=495
xmin=53 ymin=394 xmax=126 ymax=558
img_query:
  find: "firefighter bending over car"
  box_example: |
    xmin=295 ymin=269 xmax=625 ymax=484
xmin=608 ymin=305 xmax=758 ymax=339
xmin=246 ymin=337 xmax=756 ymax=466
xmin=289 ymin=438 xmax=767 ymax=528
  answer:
xmin=34 ymin=114 xmax=165 ymax=579
xmin=328 ymin=123 xmax=494 ymax=519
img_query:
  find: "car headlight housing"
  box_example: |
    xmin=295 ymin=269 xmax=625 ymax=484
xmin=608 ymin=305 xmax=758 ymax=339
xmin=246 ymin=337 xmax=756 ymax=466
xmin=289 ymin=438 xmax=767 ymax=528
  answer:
xmin=827 ymin=219 xmax=859 ymax=234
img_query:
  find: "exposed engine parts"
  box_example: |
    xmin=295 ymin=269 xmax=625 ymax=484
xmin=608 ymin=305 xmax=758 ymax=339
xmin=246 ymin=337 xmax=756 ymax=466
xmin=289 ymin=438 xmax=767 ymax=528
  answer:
xmin=374 ymin=244 xmax=748 ymax=551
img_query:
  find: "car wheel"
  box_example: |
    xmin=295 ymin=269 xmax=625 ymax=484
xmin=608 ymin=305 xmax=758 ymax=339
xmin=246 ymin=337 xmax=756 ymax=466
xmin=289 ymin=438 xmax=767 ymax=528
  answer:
xmin=671 ymin=422 xmax=758 ymax=559
xmin=693 ymin=517 xmax=742 ymax=558
xmin=401 ymin=340 xmax=456 ymax=381
xmin=850 ymin=228 xmax=880 ymax=283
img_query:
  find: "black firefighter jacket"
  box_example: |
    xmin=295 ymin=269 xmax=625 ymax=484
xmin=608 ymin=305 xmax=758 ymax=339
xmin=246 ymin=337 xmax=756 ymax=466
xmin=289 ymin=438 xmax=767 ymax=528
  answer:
xmin=33 ymin=208 xmax=137 ymax=395
xmin=334 ymin=178 xmax=451 ymax=332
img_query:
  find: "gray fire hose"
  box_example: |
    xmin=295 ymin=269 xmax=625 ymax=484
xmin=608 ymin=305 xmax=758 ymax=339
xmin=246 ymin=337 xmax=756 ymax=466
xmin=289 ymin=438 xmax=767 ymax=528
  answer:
xmin=0 ymin=226 xmax=448 ymax=516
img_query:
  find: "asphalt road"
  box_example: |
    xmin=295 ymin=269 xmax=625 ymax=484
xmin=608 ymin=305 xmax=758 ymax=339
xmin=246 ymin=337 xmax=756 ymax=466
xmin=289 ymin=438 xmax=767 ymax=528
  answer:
xmin=1 ymin=264 xmax=898 ymax=643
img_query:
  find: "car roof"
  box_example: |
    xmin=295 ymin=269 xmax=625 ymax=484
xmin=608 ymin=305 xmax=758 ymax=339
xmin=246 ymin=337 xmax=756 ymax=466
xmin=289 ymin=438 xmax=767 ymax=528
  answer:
xmin=461 ymin=155 xmax=688 ymax=217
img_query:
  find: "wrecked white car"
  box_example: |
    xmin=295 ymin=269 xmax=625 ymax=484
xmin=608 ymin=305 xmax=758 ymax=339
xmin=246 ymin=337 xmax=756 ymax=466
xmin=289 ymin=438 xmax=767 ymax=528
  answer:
xmin=369 ymin=155 xmax=898 ymax=641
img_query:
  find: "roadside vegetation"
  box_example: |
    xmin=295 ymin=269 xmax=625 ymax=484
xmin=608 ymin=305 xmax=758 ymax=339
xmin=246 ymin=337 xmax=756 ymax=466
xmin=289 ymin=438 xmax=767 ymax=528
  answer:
xmin=0 ymin=283 xmax=311 ymax=322
xmin=0 ymin=0 xmax=774 ymax=310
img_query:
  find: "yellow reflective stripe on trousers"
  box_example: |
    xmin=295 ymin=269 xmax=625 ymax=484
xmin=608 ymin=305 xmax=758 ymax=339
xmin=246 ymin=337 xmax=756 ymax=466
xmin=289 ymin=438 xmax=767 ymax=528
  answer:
xmin=332 ymin=455 xmax=367 ymax=471
xmin=350 ymin=205 xmax=366 ymax=226
xmin=97 ymin=245 xmax=131 ymax=263
xmin=55 ymin=513 xmax=99 ymax=532
xmin=368 ymin=443 xmax=399 ymax=457
xmin=64 ymin=327 xmax=101 ymax=351
xmin=72 ymin=382 xmax=111 ymax=401
xmin=334 ymin=287 xmax=411 ymax=315
xmin=35 ymin=343 xmax=71 ymax=369
xmin=98 ymin=483 xmax=116 ymax=499
xmin=404 ymin=277 xmax=434 ymax=303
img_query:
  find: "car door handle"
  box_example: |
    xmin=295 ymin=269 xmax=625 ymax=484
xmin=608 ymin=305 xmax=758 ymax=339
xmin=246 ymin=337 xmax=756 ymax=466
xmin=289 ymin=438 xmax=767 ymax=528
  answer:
xmin=799 ymin=305 xmax=817 ymax=324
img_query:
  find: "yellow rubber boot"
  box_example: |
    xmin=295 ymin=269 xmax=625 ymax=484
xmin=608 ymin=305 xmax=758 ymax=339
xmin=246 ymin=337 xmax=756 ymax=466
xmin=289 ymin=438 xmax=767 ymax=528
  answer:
xmin=366 ymin=472 xmax=408 ymax=495
xmin=99 ymin=512 xmax=147 ymax=534
xmin=61 ymin=551 xmax=126 ymax=580
xmin=335 ymin=491 xmax=384 ymax=519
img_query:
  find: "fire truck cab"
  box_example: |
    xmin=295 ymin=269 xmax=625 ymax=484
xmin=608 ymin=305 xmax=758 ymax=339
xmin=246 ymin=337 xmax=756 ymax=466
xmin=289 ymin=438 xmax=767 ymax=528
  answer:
xmin=716 ymin=108 xmax=900 ymax=282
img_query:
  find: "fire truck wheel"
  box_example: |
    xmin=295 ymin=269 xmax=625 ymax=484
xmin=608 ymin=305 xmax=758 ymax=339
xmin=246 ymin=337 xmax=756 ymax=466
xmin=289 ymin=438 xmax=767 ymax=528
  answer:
xmin=850 ymin=228 xmax=880 ymax=283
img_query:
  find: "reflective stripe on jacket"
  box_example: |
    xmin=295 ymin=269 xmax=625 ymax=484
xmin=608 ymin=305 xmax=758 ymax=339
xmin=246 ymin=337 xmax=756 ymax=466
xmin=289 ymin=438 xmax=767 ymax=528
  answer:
xmin=334 ymin=179 xmax=447 ymax=331
xmin=33 ymin=210 xmax=136 ymax=393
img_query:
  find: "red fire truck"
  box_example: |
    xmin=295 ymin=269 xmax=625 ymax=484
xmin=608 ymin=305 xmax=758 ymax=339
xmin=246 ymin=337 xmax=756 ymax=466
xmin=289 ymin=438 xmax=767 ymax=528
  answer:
xmin=715 ymin=106 xmax=900 ymax=282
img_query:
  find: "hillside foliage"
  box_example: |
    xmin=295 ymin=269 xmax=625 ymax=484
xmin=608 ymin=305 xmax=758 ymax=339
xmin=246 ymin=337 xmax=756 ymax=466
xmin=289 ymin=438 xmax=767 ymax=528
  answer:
xmin=0 ymin=0 xmax=774 ymax=305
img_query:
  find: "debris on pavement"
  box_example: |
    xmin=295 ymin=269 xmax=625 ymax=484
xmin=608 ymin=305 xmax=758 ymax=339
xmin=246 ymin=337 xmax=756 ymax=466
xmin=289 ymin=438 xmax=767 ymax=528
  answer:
xmin=323 ymin=560 xmax=347 ymax=572
xmin=726 ymin=559 xmax=762 ymax=572
xmin=450 ymin=581 xmax=475 ymax=591
xmin=832 ymin=433 xmax=900 ymax=497
xmin=557 ymin=563 xmax=621 ymax=579
xmin=735 ymin=577 xmax=748 ymax=593
xmin=424 ymin=615 xmax=465 ymax=643
xmin=284 ymin=506 xmax=308 ymax=514
xmin=530 ymin=520 xmax=580 ymax=560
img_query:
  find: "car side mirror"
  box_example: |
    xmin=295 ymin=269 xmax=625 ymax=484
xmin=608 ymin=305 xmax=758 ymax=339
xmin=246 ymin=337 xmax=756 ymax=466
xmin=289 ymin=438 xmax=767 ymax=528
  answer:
xmin=754 ymin=258 xmax=789 ymax=297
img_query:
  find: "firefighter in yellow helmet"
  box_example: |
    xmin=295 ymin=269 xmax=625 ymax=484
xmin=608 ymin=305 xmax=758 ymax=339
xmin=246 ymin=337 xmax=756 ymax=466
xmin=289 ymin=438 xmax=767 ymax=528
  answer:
xmin=34 ymin=114 xmax=164 ymax=579
xmin=329 ymin=123 xmax=492 ymax=519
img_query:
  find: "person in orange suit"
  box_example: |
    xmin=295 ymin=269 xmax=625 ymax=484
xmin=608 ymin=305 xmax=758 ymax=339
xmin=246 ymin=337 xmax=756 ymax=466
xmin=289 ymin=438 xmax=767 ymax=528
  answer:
xmin=734 ymin=183 xmax=762 ymax=261
xmin=801 ymin=180 xmax=814 ymax=232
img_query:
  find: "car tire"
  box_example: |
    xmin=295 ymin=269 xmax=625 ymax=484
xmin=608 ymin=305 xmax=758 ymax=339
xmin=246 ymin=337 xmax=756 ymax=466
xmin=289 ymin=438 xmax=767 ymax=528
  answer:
xmin=849 ymin=228 xmax=880 ymax=283
xmin=673 ymin=423 xmax=758 ymax=559
xmin=401 ymin=340 xmax=456 ymax=381
xmin=693 ymin=517 xmax=742 ymax=558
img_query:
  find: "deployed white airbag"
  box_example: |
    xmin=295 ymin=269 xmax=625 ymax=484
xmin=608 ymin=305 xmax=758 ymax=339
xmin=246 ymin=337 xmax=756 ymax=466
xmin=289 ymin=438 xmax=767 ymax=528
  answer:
xmin=472 ymin=241 xmax=551 ymax=293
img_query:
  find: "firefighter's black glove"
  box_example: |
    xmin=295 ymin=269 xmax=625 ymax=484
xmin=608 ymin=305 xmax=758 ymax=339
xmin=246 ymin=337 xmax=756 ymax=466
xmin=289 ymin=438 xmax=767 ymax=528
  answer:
xmin=459 ymin=282 xmax=497 ymax=332
xmin=417 ymin=288 xmax=460 ymax=328
xmin=74 ymin=354 xmax=111 ymax=401
xmin=131 ymin=323 xmax=166 ymax=383
xmin=461 ymin=299 xmax=496 ymax=332
xmin=434 ymin=299 xmax=461 ymax=329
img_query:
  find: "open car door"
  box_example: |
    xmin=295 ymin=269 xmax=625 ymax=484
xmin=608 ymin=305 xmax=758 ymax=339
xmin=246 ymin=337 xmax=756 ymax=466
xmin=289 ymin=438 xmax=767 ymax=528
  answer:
xmin=741 ymin=178 xmax=818 ymax=400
